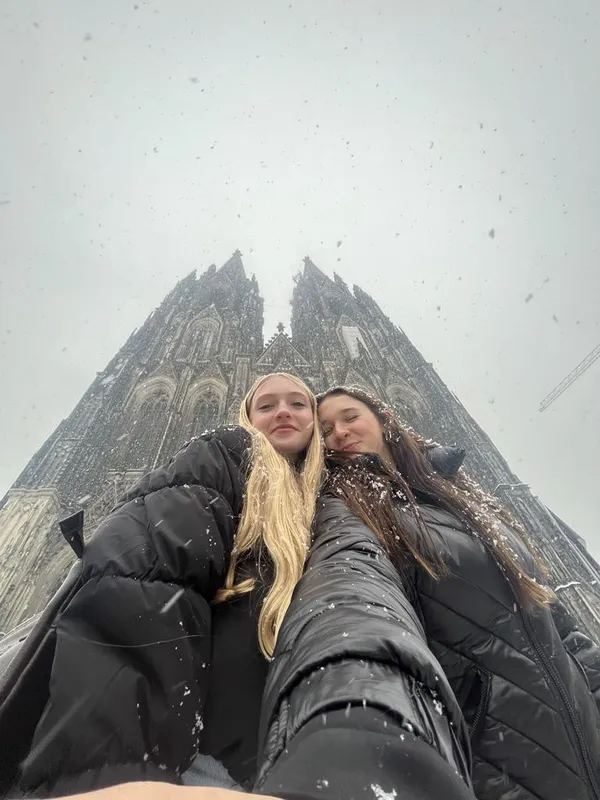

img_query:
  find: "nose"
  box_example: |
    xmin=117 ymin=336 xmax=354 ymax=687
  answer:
xmin=331 ymin=421 xmax=350 ymax=444
xmin=274 ymin=402 xmax=292 ymax=419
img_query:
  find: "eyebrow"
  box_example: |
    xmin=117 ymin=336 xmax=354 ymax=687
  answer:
xmin=321 ymin=406 xmax=359 ymax=416
xmin=254 ymin=391 xmax=308 ymax=403
xmin=319 ymin=406 xmax=359 ymax=423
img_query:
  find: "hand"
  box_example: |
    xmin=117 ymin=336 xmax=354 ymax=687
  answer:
xmin=65 ymin=781 xmax=280 ymax=800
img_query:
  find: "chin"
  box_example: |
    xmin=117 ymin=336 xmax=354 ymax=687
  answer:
xmin=273 ymin=440 xmax=301 ymax=455
xmin=284 ymin=443 xmax=311 ymax=459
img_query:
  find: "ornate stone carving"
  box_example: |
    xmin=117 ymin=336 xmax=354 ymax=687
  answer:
xmin=1 ymin=254 xmax=598 ymax=640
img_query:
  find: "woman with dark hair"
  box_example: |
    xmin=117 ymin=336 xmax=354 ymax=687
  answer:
xmin=317 ymin=386 xmax=600 ymax=800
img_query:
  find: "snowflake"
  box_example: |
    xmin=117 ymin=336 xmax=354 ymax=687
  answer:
xmin=370 ymin=784 xmax=397 ymax=800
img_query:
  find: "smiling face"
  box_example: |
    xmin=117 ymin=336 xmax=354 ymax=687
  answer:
xmin=248 ymin=374 xmax=315 ymax=456
xmin=318 ymin=392 xmax=393 ymax=464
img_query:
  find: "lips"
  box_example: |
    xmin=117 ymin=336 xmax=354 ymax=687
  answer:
xmin=272 ymin=425 xmax=297 ymax=434
xmin=341 ymin=442 xmax=361 ymax=452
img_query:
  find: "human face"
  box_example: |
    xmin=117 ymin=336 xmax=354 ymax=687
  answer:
xmin=248 ymin=375 xmax=315 ymax=456
xmin=318 ymin=393 xmax=393 ymax=464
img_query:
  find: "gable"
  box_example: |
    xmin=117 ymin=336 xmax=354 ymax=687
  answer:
xmin=342 ymin=366 xmax=374 ymax=391
xmin=198 ymin=359 xmax=227 ymax=384
xmin=256 ymin=333 xmax=311 ymax=368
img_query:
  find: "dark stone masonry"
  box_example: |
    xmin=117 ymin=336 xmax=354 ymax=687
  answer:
xmin=1 ymin=252 xmax=599 ymax=636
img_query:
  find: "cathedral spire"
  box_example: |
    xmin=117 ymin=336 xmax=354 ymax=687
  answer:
xmin=334 ymin=272 xmax=350 ymax=292
xmin=161 ymin=269 xmax=197 ymax=306
xmin=302 ymin=255 xmax=330 ymax=283
xmin=353 ymin=283 xmax=375 ymax=305
xmin=1 ymin=254 xmax=599 ymax=645
xmin=218 ymin=250 xmax=246 ymax=282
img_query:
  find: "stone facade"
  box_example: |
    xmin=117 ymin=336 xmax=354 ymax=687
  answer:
xmin=1 ymin=252 xmax=599 ymax=637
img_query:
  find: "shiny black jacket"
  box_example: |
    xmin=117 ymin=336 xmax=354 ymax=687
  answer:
xmin=351 ymin=445 xmax=600 ymax=800
xmin=0 ymin=427 xmax=474 ymax=798
xmin=255 ymin=495 xmax=473 ymax=793
xmin=408 ymin=502 xmax=600 ymax=800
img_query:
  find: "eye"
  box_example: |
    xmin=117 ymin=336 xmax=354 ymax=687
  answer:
xmin=292 ymin=400 xmax=307 ymax=407
xmin=257 ymin=403 xmax=272 ymax=411
xmin=345 ymin=414 xmax=358 ymax=422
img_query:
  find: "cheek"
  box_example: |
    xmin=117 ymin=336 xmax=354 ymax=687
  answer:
xmin=368 ymin=423 xmax=384 ymax=443
xmin=298 ymin=414 xmax=314 ymax=439
xmin=296 ymin=409 xmax=314 ymax=427
xmin=301 ymin=416 xmax=315 ymax=436
xmin=323 ymin=431 xmax=335 ymax=448
xmin=249 ymin=413 xmax=269 ymax=433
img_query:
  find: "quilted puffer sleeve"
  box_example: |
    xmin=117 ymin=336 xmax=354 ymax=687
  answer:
xmin=255 ymin=496 xmax=472 ymax=794
xmin=18 ymin=427 xmax=249 ymax=797
xmin=551 ymin=599 xmax=600 ymax=714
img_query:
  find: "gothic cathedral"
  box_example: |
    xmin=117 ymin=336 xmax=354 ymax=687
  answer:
xmin=1 ymin=252 xmax=599 ymax=638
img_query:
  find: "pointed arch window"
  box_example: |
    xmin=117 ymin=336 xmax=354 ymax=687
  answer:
xmin=386 ymin=383 xmax=428 ymax=429
xmin=123 ymin=389 xmax=170 ymax=469
xmin=177 ymin=317 xmax=221 ymax=363
xmin=191 ymin=389 xmax=221 ymax=437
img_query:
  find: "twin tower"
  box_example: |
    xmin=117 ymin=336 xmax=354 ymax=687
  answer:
xmin=1 ymin=252 xmax=599 ymax=635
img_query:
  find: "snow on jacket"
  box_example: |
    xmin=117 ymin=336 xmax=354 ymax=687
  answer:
xmin=255 ymin=495 xmax=473 ymax=794
xmin=9 ymin=427 xmax=474 ymax=799
xmin=407 ymin=501 xmax=600 ymax=800
xmin=324 ymin=447 xmax=600 ymax=800
xmin=342 ymin=443 xmax=600 ymax=800
xmin=16 ymin=426 xmax=249 ymax=796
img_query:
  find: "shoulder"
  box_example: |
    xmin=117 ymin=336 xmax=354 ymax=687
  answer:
xmin=413 ymin=503 xmax=470 ymax=533
xmin=403 ymin=503 xmax=479 ymax=558
xmin=315 ymin=493 xmax=354 ymax=521
xmin=173 ymin=425 xmax=252 ymax=468
xmin=315 ymin=495 xmax=379 ymax=540
xmin=414 ymin=502 xmax=529 ymax=560
xmin=117 ymin=425 xmax=252 ymax=508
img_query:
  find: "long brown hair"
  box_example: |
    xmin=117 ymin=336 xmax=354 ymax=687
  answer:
xmin=214 ymin=373 xmax=324 ymax=658
xmin=317 ymin=386 xmax=553 ymax=610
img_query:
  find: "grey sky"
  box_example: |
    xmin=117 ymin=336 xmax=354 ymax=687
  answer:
xmin=1 ymin=1 xmax=599 ymax=555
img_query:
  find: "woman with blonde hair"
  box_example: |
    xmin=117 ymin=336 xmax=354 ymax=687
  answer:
xmin=3 ymin=373 xmax=321 ymax=797
xmin=3 ymin=371 xmax=477 ymax=800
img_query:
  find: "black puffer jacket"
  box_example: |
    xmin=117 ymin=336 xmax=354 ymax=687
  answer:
xmin=346 ymin=453 xmax=600 ymax=800
xmin=4 ymin=427 xmax=474 ymax=799
xmin=411 ymin=503 xmax=600 ymax=800
xmin=256 ymin=496 xmax=473 ymax=795
xmin=15 ymin=426 xmax=249 ymax=796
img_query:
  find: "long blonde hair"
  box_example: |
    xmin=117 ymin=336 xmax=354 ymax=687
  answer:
xmin=214 ymin=372 xmax=324 ymax=658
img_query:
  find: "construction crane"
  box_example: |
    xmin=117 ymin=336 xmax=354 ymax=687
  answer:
xmin=540 ymin=342 xmax=600 ymax=412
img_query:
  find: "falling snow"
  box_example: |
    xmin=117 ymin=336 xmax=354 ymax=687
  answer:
xmin=159 ymin=588 xmax=185 ymax=614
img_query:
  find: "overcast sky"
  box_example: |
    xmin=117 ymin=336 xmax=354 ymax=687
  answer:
xmin=1 ymin=1 xmax=599 ymax=557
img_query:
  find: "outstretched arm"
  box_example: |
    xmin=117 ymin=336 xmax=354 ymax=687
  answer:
xmin=256 ymin=496 xmax=474 ymax=800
